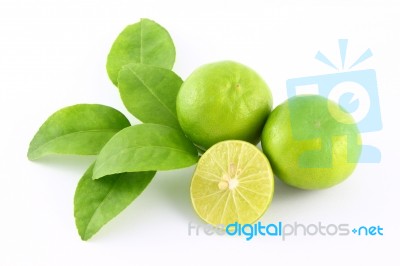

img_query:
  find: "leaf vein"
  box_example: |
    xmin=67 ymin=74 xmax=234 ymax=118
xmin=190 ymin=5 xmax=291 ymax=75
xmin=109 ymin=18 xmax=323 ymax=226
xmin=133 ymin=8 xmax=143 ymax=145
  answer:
xmin=29 ymin=128 xmax=122 ymax=156
xmin=126 ymin=66 xmax=178 ymax=120
xmin=94 ymin=145 xmax=197 ymax=176
xmin=83 ymin=176 xmax=120 ymax=239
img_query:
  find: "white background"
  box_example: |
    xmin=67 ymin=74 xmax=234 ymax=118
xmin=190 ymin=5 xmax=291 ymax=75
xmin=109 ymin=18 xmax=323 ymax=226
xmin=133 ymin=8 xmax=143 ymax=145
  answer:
xmin=1 ymin=0 xmax=399 ymax=265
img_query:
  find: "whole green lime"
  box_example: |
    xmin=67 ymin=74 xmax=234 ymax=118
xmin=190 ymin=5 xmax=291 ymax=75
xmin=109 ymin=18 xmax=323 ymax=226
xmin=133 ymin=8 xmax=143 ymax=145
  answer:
xmin=261 ymin=95 xmax=362 ymax=189
xmin=176 ymin=61 xmax=273 ymax=151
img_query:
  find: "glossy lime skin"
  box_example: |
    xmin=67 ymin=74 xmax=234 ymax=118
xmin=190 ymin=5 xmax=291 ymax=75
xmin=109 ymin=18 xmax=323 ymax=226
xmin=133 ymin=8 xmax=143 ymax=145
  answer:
xmin=176 ymin=61 xmax=273 ymax=150
xmin=261 ymin=95 xmax=362 ymax=190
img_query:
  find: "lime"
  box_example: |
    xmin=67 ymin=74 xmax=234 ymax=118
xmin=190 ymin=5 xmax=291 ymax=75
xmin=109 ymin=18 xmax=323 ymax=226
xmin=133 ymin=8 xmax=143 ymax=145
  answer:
xmin=176 ymin=61 xmax=272 ymax=151
xmin=261 ymin=95 xmax=362 ymax=190
xmin=190 ymin=140 xmax=274 ymax=226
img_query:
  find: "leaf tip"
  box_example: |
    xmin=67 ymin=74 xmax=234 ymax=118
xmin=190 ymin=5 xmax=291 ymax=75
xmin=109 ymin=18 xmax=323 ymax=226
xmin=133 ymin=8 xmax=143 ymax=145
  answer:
xmin=91 ymin=169 xmax=100 ymax=180
xmin=27 ymin=152 xmax=33 ymax=161
xmin=76 ymin=224 xmax=93 ymax=241
xmin=80 ymin=233 xmax=91 ymax=241
xmin=27 ymin=148 xmax=38 ymax=161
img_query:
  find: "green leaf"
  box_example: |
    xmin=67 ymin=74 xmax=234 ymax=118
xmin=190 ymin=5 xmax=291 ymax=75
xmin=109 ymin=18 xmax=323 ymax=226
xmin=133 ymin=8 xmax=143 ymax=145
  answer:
xmin=27 ymin=104 xmax=130 ymax=160
xmin=92 ymin=124 xmax=199 ymax=180
xmin=74 ymin=163 xmax=155 ymax=241
xmin=118 ymin=63 xmax=182 ymax=129
xmin=106 ymin=18 xmax=176 ymax=86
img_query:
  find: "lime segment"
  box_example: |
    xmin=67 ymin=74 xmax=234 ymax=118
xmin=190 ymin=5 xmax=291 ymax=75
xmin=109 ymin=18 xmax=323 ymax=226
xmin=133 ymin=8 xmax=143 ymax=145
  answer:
xmin=190 ymin=140 xmax=274 ymax=226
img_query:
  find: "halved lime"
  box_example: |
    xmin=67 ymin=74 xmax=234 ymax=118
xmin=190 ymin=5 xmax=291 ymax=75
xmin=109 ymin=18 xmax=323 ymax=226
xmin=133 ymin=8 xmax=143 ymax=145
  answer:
xmin=190 ymin=140 xmax=274 ymax=226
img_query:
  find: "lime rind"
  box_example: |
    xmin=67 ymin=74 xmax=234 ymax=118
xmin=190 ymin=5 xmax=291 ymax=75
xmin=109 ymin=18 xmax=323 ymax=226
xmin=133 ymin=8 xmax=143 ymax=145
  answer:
xmin=261 ymin=95 xmax=362 ymax=189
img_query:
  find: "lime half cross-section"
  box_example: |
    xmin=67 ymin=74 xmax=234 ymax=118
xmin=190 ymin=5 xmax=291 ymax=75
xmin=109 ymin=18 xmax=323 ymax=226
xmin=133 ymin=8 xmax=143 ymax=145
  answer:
xmin=190 ymin=140 xmax=274 ymax=226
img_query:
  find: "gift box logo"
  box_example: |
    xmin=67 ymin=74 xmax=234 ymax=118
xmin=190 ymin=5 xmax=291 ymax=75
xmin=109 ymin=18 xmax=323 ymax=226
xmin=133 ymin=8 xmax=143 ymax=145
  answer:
xmin=286 ymin=39 xmax=382 ymax=166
